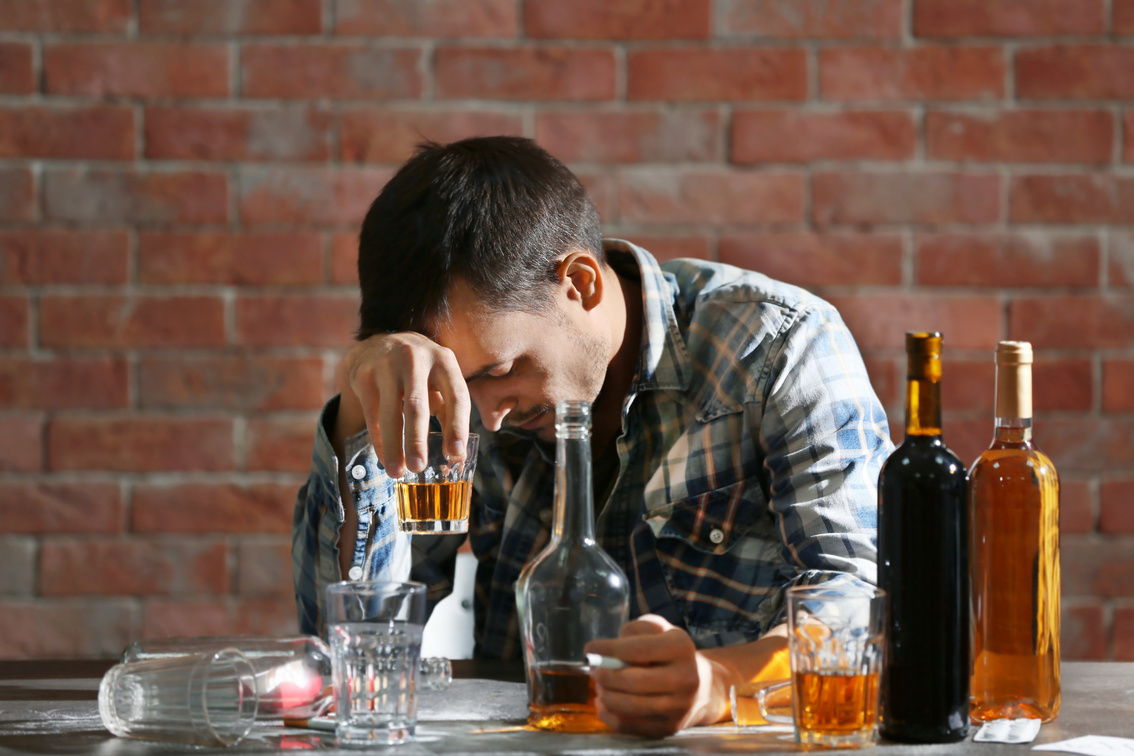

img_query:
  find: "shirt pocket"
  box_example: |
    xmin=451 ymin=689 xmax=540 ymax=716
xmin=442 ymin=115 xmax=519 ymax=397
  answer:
xmin=654 ymin=480 xmax=784 ymax=640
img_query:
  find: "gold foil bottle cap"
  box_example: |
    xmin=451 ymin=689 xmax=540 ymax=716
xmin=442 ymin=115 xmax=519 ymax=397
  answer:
xmin=995 ymin=341 xmax=1032 ymax=420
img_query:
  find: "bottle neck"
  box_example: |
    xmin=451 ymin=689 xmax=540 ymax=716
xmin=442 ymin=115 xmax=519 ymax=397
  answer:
xmin=993 ymin=417 xmax=1033 ymax=444
xmin=905 ymin=376 xmax=942 ymax=437
xmin=993 ymin=358 xmax=1034 ymax=445
xmin=554 ymin=426 xmax=596 ymax=544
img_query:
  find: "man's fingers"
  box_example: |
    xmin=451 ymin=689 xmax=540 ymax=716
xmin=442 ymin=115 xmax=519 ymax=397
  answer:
xmin=375 ymin=369 xmax=407 ymax=478
xmin=429 ymin=350 xmax=472 ymax=460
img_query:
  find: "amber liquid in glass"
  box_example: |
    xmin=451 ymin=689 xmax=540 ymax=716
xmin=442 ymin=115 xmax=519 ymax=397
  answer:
xmin=969 ymin=341 xmax=1060 ymax=723
xmin=395 ymin=481 xmax=471 ymax=523
xmin=527 ymin=665 xmax=608 ymax=733
xmin=794 ymin=670 xmax=880 ymax=737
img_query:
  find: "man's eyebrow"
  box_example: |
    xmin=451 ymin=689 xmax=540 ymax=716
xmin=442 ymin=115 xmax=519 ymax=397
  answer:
xmin=464 ymin=361 xmax=504 ymax=383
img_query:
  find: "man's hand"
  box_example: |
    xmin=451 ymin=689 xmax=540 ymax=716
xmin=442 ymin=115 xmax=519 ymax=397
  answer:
xmin=338 ymin=332 xmax=471 ymax=478
xmin=584 ymin=615 xmax=725 ymax=738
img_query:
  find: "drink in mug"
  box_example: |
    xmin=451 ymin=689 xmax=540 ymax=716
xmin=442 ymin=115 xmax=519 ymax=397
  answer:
xmin=396 ymin=480 xmax=472 ymax=529
xmin=527 ymin=663 xmax=604 ymax=733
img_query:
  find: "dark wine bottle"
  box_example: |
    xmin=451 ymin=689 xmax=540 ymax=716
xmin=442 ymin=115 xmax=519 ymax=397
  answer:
xmin=878 ymin=332 xmax=970 ymax=743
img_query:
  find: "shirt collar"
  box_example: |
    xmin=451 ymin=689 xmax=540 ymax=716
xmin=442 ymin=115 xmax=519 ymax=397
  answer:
xmin=603 ymin=239 xmax=691 ymax=393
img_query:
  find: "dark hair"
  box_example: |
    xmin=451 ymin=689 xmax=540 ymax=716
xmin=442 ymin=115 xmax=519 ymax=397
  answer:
xmin=356 ymin=136 xmax=603 ymax=339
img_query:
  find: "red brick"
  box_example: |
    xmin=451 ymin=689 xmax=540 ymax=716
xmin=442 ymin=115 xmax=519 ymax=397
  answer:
xmin=1125 ymin=112 xmax=1134 ymax=164
xmin=236 ymin=294 xmax=359 ymax=347
xmin=576 ymin=171 xmax=615 ymax=221
xmin=1042 ymin=418 xmax=1134 ymax=473
xmin=0 ymin=483 xmax=122 ymax=534
xmin=0 ymin=231 xmax=129 ymax=286
xmin=1010 ymin=295 xmax=1134 ymax=349
xmin=915 ymin=233 xmax=1100 ymax=287
xmin=243 ymin=44 xmax=421 ymax=99
xmin=537 ymin=109 xmax=721 ymax=164
xmin=720 ymin=0 xmax=901 ymax=39
xmin=1062 ymin=534 xmax=1134 ymax=597
xmin=138 ymin=232 xmax=322 ymax=286
xmin=138 ymin=355 xmax=325 ymax=411
xmin=860 ymin=355 xmax=899 ymax=409
xmin=0 ymin=357 xmax=129 ymax=410
xmin=620 ymin=170 xmax=803 ymax=226
xmin=1061 ymin=601 xmax=1107 ymax=660
xmin=0 ymin=414 xmax=41 ymax=472
xmin=47 ymin=416 xmax=235 ymax=472
xmin=437 ymin=47 xmax=615 ymax=101
xmin=3 ymin=0 xmax=131 ymax=31
xmin=40 ymin=295 xmax=225 ymax=349
xmin=336 ymin=0 xmax=517 ymax=36
xmin=1104 ymin=360 xmax=1134 ymax=412
xmin=0 ymin=538 xmax=34 ymax=595
xmin=0 ymin=42 xmax=34 ymax=94
xmin=814 ymin=172 xmax=1001 ymax=226
xmin=628 ymin=48 xmax=806 ymax=102
xmin=237 ymin=539 xmax=293 ymax=596
xmin=941 ymin=359 xmax=995 ymax=412
xmin=927 ymin=110 xmax=1113 ymax=164
xmin=1113 ymin=232 xmax=1134 ymax=287
xmin=43 ymin=169 xmax=228 ymax=225
xmin=732 ymin=109 xmax=914 ymax=163
xmin=1060 ymin=479 xmax=1094 ymax=534
xmin=914 ymin=0 xmax=1106 ymax=37
xmin=40 ymin=538 xmax=229 ymax=596
xmin=0 ymin=296 xmax=29 ymax=348
xmin=239 ymin=167 xmax=392 ymax=227
xmin=139 ymin=0 xmax=322 ymax=33
xmin=246 ymin=415 xmax=319 ymax=471
xmin=825 ymin=294 xmax=1003 ymax=350
xmin=331 ymin=232 xmax=359 ymax=285
xmin=1114 ymin=606 xmax=1134 ymax=661
xmin=133 ymin=483 xmax=298 ymax=533
xmin=628 ymin=235 xmax=712 ymax=262
xmin=1034 ymin=358 xmax=1094 ymax=412
xmin=45 ymin=43 xmax=229 ymax=98
xmin=1118 ymin=0 xmax=1134 ymax=34
xmin=0 ymin=168 xmax=35 ymax=224
xmin=820 ymin=47 xmax=1005 ymax=101
xmin=1011 ymin=174 xmax=1134 ymax=224
xmin=340 ymin=109 xmax=523 ymax=163
xmin=525 ymin=0 xmax=710 ymax=39
xmin=1100 ymin=481 xmax=1134 ymax=535
xmin=0 ymin=106 xmax=134 ymax=160
xmin=1017 ymin=45 xmax=1134 ymax=99
xmin=145 ymin=107 xmax=331 ymax=162
xmin=719 ymin=232 xmax=902 ymax=286
xmin=0 ymin=599 xmax=138 ymax=659
xmin=143 ymin=598 xmax=297 ymax=638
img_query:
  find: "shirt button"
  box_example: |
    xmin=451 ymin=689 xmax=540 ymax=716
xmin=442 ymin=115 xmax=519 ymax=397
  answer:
xmin=348 ymin=566 xmax=363 ymax=580
xmin=351 ymin=465 xmax=366 ymax=480
xmin=709 ymin=528 xmax=725 ymax=545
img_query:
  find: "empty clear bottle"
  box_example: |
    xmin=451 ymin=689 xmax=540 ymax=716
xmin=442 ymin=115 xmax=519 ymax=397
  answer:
xmin=516 ymin=400 xmax=630 ymax=733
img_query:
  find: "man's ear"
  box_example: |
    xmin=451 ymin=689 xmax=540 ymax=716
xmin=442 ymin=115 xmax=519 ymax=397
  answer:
xmin=556 ymin=251 xmax=604 ymax=312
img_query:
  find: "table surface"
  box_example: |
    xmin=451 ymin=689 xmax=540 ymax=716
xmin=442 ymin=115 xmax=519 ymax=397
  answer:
xmin=1 ymin=659 xmax=1131 ymax=755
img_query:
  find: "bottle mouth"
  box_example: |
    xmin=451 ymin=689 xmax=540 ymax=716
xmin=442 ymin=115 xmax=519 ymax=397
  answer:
xmin=555 ymin=400 xmax=592 ymax=435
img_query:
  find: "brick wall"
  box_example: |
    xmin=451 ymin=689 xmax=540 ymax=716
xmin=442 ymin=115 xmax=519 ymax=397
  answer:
xmin=0 ymin=0 xmax=1131 ymax=660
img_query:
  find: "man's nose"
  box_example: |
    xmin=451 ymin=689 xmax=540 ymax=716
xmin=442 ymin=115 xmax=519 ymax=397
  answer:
xmin=471 ymin=392 xmax=513 ymax=432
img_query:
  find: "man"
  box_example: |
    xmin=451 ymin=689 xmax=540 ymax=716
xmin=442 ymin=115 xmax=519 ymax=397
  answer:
xmin=293 ymin=136 xmax=893 ymax=737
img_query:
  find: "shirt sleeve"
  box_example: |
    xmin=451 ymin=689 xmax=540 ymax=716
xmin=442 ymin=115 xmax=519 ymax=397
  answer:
xmin=756 ymin=302 xmax=894 ymax=629
xmin=291 ymin=396 xmax=462 ymax=637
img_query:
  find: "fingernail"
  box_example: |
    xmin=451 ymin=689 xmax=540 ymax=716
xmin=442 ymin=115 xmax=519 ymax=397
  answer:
xmin=407 ymin=455 xmax=424 ymax=472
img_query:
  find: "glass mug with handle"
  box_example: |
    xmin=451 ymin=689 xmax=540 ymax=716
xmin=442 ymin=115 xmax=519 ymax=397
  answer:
xmin=731 ymin=584 xmax=886 ymax=750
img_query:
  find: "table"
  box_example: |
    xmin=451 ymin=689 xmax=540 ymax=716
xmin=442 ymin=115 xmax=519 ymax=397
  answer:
xmin=1 ymin=660 xmax=1131 ymax=754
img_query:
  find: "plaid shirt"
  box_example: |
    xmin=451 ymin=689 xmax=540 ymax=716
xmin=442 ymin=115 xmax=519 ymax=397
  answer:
xmin=293 ymin=241 xmax=893 ymax=657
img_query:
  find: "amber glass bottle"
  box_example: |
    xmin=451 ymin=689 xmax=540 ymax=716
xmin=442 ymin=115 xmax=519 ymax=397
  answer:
xmin=878 ymin=332 xmax=970 ymax=743
xmin=970 ymin=341 xmax=1061 ymax=723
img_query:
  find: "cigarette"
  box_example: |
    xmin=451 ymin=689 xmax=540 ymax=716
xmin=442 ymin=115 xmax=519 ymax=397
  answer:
xmin=585 ymin=653 xmax=627 ymax=670
xmin=283 ymin=717 xmax=336 ymax=732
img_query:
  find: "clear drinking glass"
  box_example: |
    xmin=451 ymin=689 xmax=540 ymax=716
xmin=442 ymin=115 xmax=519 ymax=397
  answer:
xmin=99 ymin=649 xmax=258 ymax=746
xmin=326 ymin=580 xmax=427 ymax=747
xmin=395 ymin=432 xmax=478 ymax=534
xmin=731 ymin=584 xmax=886 ymax=750
xmin=121 ymin=635 xmax=332 ymax=719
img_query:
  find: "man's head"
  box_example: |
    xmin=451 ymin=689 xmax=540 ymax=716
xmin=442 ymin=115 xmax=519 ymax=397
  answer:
xmin=356 ymin=136 xmax=603 ymax=340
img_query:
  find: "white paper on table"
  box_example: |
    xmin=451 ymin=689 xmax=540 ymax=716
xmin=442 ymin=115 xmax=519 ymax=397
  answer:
xmin=1034 ymin=736 xmax=1134 ymax=755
